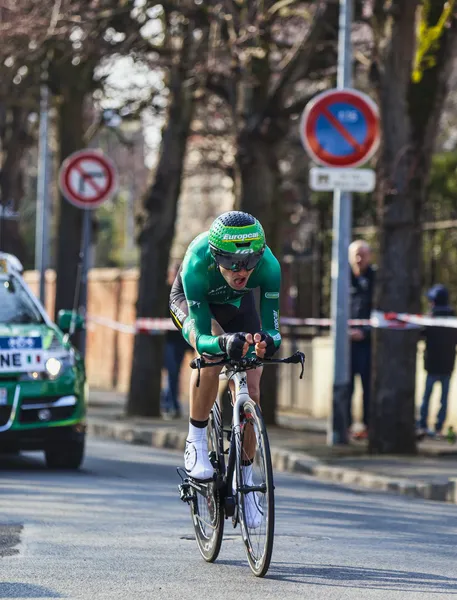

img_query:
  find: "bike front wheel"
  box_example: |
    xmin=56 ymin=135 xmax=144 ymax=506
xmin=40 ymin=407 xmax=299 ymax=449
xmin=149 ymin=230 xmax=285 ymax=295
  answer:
xmin=236 ymin=399 xmax=274 ymax=577
xmin=190 ymin=404 xmax=224 ymax=562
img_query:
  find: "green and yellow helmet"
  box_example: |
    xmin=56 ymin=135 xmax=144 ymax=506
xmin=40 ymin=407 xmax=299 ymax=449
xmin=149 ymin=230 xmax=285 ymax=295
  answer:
xmin=208 ymin=211 xmax=266 ymax=271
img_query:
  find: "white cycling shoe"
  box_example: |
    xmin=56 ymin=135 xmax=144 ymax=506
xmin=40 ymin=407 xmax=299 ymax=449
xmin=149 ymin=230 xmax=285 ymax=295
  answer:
xmin=233 ymin=468 xmax=263 ymax=529
xmin=184 ymin=439 xmax=214 ymax=481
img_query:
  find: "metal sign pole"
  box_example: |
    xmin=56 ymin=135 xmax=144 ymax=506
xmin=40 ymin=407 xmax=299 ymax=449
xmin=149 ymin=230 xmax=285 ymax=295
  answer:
xmin=79 ymin=209 xmax=91 ymax=357
xmin=328 ymin=0 xmax=353 ymax=446
xmin=59 ymin=149 xmax=118 ymax=360
xmin=35 ymin=81 xmax=50 ymax=306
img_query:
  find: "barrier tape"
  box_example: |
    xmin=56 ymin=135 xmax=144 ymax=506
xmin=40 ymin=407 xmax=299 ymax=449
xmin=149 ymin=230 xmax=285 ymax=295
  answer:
xmin=136 ymin=317 xmax=176 ymax=332
xmin=281 ymin=312 xmax=420 ymax=329
xmin=86 ymin=310 xmax=457 ymax=335
xmin=87 ymin=315 xmax=136 ymax=334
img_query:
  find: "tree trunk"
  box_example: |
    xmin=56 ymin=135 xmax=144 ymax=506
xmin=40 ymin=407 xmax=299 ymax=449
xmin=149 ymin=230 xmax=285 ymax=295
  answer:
xmin=235 ymin=132 xmax=282 ymax=255
xmin=370 ymin=2 xmax=457 ymax=453
xmin=0 ymin=105 xmax=30 ymax=261
xmin=127 ymin=32 xmax=196 ymax=417
xmin=236 ymin=132 xmax=281 ymax=425
xmin=54 ymin=87 xmax=86 ymax=321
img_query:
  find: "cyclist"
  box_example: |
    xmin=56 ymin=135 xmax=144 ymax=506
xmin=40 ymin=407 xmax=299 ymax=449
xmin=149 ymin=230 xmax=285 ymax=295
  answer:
xmin=169 ymin=211 xmax=282 ymax=493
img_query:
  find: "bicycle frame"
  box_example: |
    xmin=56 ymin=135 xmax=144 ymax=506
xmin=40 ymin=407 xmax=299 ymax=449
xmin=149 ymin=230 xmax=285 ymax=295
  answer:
xmin=214 ymin=368 xmax=268 ymax=518
xmin=180 ymin=351 xmax=304 ymax=504
xmin=178 ymin=349 xmax=305 ymax=576
xmin=229 ymin=370 xmax=251 ymax=428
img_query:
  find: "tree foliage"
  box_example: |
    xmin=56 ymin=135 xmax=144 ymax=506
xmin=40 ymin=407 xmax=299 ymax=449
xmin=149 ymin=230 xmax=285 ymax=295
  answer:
xmin=0 ymin=0 xmax=168 ymax=324
xmin=413 ymin=0 xmax=456 ymax=82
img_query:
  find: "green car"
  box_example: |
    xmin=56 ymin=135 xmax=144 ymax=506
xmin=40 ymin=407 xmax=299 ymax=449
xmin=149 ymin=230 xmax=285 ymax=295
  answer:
xmin=0 ymin=253 xmax=87 ymax=469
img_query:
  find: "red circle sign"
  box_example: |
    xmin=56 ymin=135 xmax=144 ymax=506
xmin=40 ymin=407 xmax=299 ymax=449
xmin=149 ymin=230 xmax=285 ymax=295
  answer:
xmin=59 ymin=149 xmax=119 ymax=209
xmin=300 ymin=89 xmax=380 ymax=168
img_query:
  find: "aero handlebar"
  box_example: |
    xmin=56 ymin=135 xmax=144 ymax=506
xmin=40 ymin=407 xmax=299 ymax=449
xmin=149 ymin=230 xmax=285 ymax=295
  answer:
xmin=189 ymin=351 xmax=305 ymax=387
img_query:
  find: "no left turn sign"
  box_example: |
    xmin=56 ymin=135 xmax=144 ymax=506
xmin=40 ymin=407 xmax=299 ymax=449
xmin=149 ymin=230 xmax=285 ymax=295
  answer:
xmin=59 ymin=149 xmax=119 ymax=209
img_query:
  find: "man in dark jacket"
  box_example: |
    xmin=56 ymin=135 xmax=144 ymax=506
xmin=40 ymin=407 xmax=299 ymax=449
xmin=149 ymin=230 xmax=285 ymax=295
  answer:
xmin=418 ymin=284 xmax=457 ymax=437
xmin=348 ymin=240 xmax=375 ymax=439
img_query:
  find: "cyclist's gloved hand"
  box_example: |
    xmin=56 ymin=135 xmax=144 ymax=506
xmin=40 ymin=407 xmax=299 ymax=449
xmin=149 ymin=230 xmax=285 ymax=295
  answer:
xmin=255 ymin=332 xmax=277 ymax=358
xmin=218 ymin=332 xmax=249 ymax=360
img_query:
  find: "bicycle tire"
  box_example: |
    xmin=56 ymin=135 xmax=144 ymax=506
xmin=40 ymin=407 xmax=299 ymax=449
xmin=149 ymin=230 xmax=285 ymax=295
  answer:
xmin=236 ymin=399 xmax=274 ymax=577
xmin=190 ymin=403 xmax=225 ymax=562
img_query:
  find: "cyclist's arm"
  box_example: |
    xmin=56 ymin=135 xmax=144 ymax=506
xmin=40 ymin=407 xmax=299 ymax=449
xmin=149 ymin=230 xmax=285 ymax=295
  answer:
xmin=181 ymin=253 xmax=223 ymax=356
xmin=257 ymin=249 xmax=282 ymax=349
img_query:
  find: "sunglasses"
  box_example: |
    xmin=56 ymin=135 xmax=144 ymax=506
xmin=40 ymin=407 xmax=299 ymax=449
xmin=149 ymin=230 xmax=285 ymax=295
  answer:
xmin=213 ymin=250 xmax=264 ymax=272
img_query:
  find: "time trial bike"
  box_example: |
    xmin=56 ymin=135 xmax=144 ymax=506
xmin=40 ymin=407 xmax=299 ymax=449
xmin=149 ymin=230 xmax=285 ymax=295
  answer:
xmin=178 ymin=350 xmax=305 ymax=577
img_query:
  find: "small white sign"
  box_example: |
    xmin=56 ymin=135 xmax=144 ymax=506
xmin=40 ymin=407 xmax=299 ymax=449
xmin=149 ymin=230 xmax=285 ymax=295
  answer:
xmin=0 ymin=350 xmax=44 ymax=373
xmin=310 ymin=167 xmax=376 ymax=193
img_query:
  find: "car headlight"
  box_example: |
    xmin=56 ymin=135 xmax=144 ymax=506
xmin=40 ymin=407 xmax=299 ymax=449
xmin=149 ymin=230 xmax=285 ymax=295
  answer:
xmin=44 ymin=354 xmax=74 ymax=379
xmin=45 ymin=357 xmax=62 ymax=379
xmin=18 ymin=354 xmax=75 ymax=381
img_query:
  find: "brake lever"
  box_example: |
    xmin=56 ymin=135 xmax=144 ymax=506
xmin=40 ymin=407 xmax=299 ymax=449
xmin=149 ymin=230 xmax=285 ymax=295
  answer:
xmin=293 ymin=351 xmax=305 ymax=379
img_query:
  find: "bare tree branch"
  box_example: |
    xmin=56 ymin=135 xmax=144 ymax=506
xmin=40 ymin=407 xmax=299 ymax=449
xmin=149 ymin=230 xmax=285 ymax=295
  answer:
xmin=281 ymin=92 xmax=318 ymax=117
xmin=263 ymin=0 xmax=329 ymax=116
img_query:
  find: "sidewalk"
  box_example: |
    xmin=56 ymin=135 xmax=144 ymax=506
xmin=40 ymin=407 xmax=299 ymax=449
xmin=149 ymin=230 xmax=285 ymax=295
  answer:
xmin=87 ymin=389 xmax=457 ymax=505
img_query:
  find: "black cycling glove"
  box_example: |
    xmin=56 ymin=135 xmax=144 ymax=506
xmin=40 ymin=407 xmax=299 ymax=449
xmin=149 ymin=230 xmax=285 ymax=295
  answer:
xmin=258 ymin=332 xmax=277 ymax=358
xmin=218 ymin=332 xmax=248 ymax=360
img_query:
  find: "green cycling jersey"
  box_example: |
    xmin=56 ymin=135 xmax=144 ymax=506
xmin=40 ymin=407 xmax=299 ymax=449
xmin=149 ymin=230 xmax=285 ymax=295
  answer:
xmin=180 ymin=231 xmax=282 ymax=355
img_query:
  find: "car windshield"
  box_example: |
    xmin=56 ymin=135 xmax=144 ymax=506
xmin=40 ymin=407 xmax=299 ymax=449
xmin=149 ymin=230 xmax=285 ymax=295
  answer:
xmin=0 ymin=275 xmax=44 ymax=324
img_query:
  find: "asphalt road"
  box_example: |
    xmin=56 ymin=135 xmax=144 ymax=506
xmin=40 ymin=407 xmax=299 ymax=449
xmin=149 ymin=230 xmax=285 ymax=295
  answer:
xmin=1 ymin=438 xmax=457 ymax=599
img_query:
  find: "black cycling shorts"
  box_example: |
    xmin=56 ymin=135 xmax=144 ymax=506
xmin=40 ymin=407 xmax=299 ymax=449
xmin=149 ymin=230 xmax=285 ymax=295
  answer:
xmin=169 ymin=267 xmax=261 ymax=335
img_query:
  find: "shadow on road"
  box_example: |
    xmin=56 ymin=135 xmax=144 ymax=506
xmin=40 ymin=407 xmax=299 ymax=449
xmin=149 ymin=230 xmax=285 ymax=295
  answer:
xmin=0 ymin=583 xmax=61 ymax=598
xmin=266 ymin=562 xmax=457 ymax=593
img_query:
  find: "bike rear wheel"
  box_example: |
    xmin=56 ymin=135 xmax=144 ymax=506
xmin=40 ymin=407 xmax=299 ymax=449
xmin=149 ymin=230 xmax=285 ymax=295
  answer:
xmin=236 ymin=399 xmax=274 ymax=577
xmin=190 ymin=403 xmax=225 ymax=562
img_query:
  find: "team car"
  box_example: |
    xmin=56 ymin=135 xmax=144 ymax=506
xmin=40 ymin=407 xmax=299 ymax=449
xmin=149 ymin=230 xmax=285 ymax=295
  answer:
xmin=0 ymin=252 xmax=86 ymax=468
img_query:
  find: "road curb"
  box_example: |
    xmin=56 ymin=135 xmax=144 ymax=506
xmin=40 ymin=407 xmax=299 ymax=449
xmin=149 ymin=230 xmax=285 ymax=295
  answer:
xmin=87 ymin=418 xmax=457 ymax=505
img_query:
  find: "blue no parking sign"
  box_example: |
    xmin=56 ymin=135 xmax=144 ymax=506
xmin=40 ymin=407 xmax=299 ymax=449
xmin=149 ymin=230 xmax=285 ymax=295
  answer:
xmin=300 ymin=89 xmax=380 ymax=168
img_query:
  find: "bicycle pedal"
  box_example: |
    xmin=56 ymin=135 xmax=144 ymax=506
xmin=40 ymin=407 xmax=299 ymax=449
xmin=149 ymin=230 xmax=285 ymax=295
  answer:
xmin=178 ymin=481 xmax=193 ymax=503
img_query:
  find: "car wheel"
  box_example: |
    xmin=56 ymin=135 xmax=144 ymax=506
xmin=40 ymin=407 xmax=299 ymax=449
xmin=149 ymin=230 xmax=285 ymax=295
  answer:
xmin=45 ymin=434 xmax=85 ymax=470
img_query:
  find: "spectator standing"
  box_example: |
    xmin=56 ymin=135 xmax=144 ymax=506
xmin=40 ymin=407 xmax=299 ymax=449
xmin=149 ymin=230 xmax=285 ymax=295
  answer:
xmin=418 ymin=284 xmax=457 ymax=438
xmin=348 ymin=240 xmax=376 ymax=440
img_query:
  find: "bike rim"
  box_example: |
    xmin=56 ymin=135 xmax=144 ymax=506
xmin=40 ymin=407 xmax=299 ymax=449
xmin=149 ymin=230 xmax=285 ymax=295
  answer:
xmin=191 ymin=407 xmax=224 ymax=562
xmin=238 ymin=400 xmax=274 ymax=576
